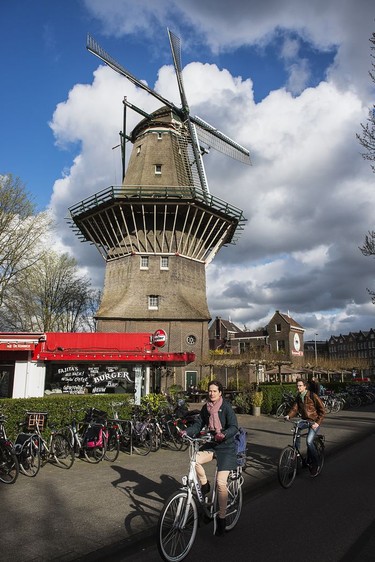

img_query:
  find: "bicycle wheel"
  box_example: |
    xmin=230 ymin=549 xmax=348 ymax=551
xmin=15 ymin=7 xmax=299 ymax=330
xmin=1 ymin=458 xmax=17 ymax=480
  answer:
xmin=0 ymin=442 xmax=19 ymax=484
xmin=329 ymin=399 xmax=341 ymax=414
xmin=104 ymin=431 xmax=120 ymax=462
xmin=278 ymin=446 xmax=298 ymax=488
xmin=83 ymin=441 xmax=106 ymax=463
xmin=157 ymin=490 xmax=198 ymax=562
xmin=165 ymin=422 xmax=184 ymax=451
xmin=133 ymin=428 xmax=152 ymax=456
xmin=151 ymin=429 xmax=162 ymax=452
xmin=323 ymin=399 xmax=331 ymax=414
xmin=51 ymin=434 xmax=75 ymax=469
xmin=275 ymin=403 xmax=287 ymax=418
xmin=19 ymin=438 xmax=41 ymax=477
xmin=348 ymin=395 xmax=361 ymax=408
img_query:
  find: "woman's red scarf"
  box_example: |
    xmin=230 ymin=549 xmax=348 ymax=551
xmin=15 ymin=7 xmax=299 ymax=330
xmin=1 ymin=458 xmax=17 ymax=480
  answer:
xmin=206 ymin=397 xmax=223 ymax=433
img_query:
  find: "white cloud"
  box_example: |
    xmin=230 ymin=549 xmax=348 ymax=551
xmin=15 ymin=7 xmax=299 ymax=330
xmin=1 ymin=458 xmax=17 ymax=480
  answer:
xmin=48 ymin=1 xmax=375 ymax=340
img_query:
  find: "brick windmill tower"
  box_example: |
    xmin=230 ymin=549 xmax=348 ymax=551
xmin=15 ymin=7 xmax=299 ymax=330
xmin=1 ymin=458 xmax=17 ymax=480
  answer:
xmin=68 ymin=31 xmax=250 ymax=389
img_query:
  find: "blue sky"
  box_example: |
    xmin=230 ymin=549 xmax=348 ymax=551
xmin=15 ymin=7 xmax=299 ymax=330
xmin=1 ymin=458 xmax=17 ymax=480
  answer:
xmin=1 ymin=0 xmax=375 ymax=340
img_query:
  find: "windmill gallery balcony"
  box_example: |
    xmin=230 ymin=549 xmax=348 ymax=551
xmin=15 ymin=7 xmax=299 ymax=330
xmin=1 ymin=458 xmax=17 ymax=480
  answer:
xmin=68 ymin=183 xmax=246 ymax=264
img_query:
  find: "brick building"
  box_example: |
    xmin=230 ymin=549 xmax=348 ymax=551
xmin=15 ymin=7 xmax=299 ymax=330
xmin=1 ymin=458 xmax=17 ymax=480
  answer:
xmin=209 ymin=310 xmax=304 ymax=360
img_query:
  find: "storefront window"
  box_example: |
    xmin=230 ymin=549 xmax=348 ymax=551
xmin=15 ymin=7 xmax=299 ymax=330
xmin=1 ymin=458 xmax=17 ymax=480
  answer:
xmin=45 ymin=363 xmax=140 ymax=395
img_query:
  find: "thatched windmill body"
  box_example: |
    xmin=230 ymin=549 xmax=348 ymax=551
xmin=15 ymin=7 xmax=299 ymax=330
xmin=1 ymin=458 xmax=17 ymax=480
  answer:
xmin=69 ymin=31 xmax=250 ymax=388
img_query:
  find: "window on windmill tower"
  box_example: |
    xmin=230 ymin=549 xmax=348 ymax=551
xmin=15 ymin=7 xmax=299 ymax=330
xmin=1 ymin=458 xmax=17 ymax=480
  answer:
xmin=160 ymin=256 xmax=169 ymax=270
xmin=140 ymin=256 xmax=149 ymax=269
xmin=137 ymin=145 xmax=142 ymax=155
xmin=148 ymin=295 xmax=159 ymax=310
xmin=157 ymin=132 xmax=162 ymax=140
xmin=155 ymin=164 xmax=162 ymax=175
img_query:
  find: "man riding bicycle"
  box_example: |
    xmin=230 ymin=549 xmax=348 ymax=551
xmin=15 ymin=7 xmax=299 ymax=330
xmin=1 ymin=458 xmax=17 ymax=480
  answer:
xmin=285 ymin=378 xmax=325 ymax=476
xmin=184 ymin=380 xmax=239 ymax=536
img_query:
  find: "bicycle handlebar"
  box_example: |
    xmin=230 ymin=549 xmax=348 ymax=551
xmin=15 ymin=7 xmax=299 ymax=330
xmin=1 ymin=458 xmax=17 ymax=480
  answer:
xmin=181 ymin=432 xmax=213 ymax=444
xmin=285 ymin=418 xmax=314 ymax=427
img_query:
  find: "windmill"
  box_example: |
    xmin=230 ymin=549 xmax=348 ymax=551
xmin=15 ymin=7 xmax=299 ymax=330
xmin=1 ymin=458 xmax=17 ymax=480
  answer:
xmin=68 ymin=30 xmax=251 ymax=391
xmin=86 ymin=30 xmax=251 ymax=194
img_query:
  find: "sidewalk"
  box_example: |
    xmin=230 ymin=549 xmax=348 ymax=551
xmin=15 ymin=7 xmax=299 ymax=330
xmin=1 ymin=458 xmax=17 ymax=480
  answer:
xmin=1 ymin=405 xmax=375 ymax=561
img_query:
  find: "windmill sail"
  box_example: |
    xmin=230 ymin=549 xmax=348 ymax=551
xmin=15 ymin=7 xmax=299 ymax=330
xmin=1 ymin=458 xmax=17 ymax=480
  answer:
xmin=192 ymin=115 xmax=251 ymax=165
xmin=87 ymin=31 xmax=251 ymax=195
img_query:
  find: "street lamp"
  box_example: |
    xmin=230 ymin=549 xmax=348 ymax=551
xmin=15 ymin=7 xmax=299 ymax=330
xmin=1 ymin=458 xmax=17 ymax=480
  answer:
xmin=314 ymin=333 xmax=318 ymax=367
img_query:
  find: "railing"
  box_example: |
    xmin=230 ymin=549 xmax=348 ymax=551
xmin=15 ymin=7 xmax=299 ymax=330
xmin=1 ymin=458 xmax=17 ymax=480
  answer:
xmin=68 ymin=184 xmax=246 ymax=225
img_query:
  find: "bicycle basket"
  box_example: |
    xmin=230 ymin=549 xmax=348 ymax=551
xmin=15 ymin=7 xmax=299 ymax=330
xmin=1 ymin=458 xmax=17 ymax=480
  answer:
xmin=26 ymin=412 xmax=48 ymax=431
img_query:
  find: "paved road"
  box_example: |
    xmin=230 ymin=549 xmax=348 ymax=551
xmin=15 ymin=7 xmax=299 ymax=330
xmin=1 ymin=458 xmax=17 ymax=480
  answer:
xmin=111 ymin=432 xmax=375 ymax=561
xmin=1 ymin=404 xmax=374 ymax=561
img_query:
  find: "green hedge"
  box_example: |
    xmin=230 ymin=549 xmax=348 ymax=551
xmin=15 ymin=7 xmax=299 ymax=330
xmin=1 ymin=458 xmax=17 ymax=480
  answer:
xmin=0 ymin=394 xmax=133 ymax=440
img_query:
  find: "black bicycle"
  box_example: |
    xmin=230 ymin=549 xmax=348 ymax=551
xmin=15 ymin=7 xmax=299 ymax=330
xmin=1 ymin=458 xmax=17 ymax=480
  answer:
xmin=278 ymin=418 xmax=325 ymax=488
xmin=275 ymin=391 xmax=295 ymax=418
xmin=0 ymin=414 xmax=19 ymax=484
xmin=27 ymin=412 xmax=75 ymax=469
xmin=64 ymin=407 xmax=107 ymax=464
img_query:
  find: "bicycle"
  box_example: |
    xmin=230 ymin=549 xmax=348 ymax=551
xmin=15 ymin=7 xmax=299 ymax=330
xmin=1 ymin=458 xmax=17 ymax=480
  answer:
xmin=0 ymin=414 xmax=19 ymax=484
xmin=111 ymin=406 xmax=153 ymax=456
xmin=157 ymin=433 xmax=244 ymax=562
xmin=147 ymin=411 xmax=187 ymax=452
xmin=64 ymin=407 xmax=107 ymax=463
xmin=278 ymin=418 xmax=325 ymax=488
xmin=13 ymin=416 xmax=41 ymax=477
xmin=275 ymin=391 xmax=295 ymax=418
xmin=103 ymin=417 xmax=121 ymax=462
xmin=27 ymin=412 xmax=75 ymax=469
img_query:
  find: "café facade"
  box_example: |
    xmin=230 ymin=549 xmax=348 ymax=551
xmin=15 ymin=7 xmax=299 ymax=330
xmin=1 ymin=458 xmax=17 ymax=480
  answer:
xmin=0 ymin=330 xmax=195 ymax=402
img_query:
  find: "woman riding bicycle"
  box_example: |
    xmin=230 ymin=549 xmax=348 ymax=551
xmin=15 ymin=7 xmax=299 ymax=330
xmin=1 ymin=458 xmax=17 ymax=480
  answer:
xmin=285 ymin=378 xmax=325 ymax=475
xmin=184 ymin=380 xmax=238 ymax=536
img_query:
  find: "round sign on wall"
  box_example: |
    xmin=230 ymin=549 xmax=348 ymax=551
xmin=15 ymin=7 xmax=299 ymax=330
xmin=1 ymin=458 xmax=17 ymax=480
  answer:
xmin=152 ymin=329 xmax=167 ymax=348
xmin=293 ymin=333 xmax=300 ymax=352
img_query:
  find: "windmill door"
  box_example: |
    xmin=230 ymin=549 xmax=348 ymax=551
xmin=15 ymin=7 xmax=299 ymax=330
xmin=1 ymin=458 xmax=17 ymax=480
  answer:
xmin=185 ymin=370 xmax=197 ymax=390
xmin=0 ymin=365 xmax=14 ymax=398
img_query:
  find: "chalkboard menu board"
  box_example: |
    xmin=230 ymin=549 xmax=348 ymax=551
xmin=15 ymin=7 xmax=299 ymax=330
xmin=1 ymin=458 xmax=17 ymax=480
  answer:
xmin=45 ymin=363 xmax=139 ymax=394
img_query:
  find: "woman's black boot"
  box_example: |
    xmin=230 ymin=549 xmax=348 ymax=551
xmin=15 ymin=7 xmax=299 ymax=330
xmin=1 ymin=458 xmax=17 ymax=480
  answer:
xmin=215 ymin=516 xmax=226 ymax=536
xmin=201 ymin=481 xmax=210 ymax=496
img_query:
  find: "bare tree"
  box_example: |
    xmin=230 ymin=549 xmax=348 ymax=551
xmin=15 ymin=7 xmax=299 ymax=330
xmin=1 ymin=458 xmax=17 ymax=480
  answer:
xmin=0 ymin=250 xmax=99 ymax=332
xmin=358 ymin=32 xmax=375 ymax=296
xmin=0 ymin=174 xmax=52 ymax=306
xmin=357 ymin=31 xmax=375 ymax=171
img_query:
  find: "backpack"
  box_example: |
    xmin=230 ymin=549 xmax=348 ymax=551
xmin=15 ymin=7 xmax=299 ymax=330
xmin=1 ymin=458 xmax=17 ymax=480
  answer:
xmin=234 ymin=427 xmax=247 ymax=466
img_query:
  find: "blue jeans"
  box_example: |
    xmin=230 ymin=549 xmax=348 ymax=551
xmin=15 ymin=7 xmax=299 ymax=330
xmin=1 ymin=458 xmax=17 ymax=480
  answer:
xmin=295 ymin=420 xmax=320 ymax=464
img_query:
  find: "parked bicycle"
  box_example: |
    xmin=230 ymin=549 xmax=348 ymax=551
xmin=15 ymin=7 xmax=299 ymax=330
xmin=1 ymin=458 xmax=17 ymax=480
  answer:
xmin=147 ymin=411 xmax=187 ymax=452
xmin=0 ymin=414 xmax=19 ymax=484
xmin=278 ymin=418 xmax=325 ymax=488
xmin=13 ymin=415 xmax=41 ymax=477
xmin=27 ymin=412 xmax=75 ymax=469
xmin=110 ymin=405 xmax=153 ymax=456
xmin=64 ymin=407 xmax=107 ymax=463
xmin=275 ymin=390 xmax=295 ymax=418
xmin=157 ymin=433 xmax=244 ymax=561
